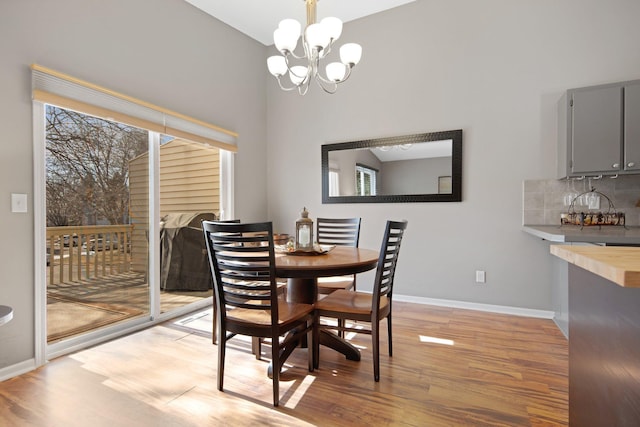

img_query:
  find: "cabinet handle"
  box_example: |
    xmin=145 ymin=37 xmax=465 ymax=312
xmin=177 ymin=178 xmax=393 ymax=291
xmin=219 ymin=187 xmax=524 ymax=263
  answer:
xmin=628 ymin=162 xmax=636 ymax=168
xmin=613 ymin=163 xmax=620 ymax=169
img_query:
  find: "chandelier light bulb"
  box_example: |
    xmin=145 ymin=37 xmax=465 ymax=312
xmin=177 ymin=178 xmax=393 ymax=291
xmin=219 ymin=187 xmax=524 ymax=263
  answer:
xmin=340 ymin=43 xmax=362 ymax=66
xmin=279 ymin=18 xmax=301 ymax=36
xmin=326 ymin=62 xmax=347 ymax=82
xmin=320 ymin=17 xmax=342 ymax=41
xmin=267 ymin=56 xmax=287 ymax=77
xmin=274 ymin=27 xmax=298 ymax=53
xmin=305 ymin=23 xmax=330 ymax=51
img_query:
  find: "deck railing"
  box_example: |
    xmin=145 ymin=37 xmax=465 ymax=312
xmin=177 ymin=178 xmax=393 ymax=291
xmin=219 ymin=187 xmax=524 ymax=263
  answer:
xmin=46 ymin=225 xmax=134 ymax=286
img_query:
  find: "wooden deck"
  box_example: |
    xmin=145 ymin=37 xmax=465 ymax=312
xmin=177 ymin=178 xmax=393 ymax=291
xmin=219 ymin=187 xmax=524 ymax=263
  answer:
xmin=47 ymin=272 xmax=211 ymax=343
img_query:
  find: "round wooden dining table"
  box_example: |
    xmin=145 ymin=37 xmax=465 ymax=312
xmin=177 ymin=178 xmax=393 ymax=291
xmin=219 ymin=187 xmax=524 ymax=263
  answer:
xmin=275 ymin=246 xmax=380 ymax=361
xmin=276 ymin=246 xmax=379 ymax=302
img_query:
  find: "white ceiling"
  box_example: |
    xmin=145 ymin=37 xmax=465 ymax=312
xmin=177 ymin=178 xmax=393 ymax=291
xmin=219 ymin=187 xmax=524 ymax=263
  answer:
xmin=183 ymin=0 xmax=416 ymax=46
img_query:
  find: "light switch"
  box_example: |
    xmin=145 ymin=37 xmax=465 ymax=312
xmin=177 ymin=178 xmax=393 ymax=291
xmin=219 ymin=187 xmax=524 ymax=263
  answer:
xmin=11 ymin=193 xmax=27 ymax=213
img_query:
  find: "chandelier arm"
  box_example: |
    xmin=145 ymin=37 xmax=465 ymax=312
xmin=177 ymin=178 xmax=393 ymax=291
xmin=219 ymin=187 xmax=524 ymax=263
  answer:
xmin=281 ymin=71 xmax=312 ymax=93
xmin=274 ymin=76 xmax=303 ymax=92
xmin=298 ymin=83 xmax=310 ymax=96
xmin=288 ymin=65 xmax=311 ymax=80
xmin=319 ymin=40 xmax=334 ymax=58
xmin=284 ymin=49 xmax=307 ymax=61
xmin=340 ymin=65 xmax=354 ymax=82
xmin=282 ymin=54 xmax=313 ymax=87
xmin=314 ymin=75 xmax=338 ymax=94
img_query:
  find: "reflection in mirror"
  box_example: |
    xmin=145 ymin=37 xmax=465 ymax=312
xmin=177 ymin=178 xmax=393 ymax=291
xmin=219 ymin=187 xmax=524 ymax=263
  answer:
xmin=322 ymin=130 xmax=462 ymax=203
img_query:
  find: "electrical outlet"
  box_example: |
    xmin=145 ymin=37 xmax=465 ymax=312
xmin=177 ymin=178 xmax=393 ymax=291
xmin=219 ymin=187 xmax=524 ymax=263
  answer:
xmin=475 ymin=270 xmax=486 ymax=283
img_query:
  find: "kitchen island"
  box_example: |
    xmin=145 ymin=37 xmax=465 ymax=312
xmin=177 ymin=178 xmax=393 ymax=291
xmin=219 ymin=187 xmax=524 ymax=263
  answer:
xmin=551 ymin=245 xmax=640 ymax=426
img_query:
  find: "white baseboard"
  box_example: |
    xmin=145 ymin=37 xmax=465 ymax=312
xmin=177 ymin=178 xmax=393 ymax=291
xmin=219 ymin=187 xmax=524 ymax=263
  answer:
xmin=394 ymin=294 xmax=555 ymax=319
xmin=0 ymin=359 xmax=37 ymax=382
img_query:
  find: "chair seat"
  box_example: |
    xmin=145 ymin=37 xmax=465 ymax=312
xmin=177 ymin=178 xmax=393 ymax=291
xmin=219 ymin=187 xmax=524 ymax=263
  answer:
xmin=315 ymin=289 xmax=388 ymax=316
xmin=228 ymin=300 xmax=314 ymax=326
xmin=317 ymin=275 xmax=354 ymax=293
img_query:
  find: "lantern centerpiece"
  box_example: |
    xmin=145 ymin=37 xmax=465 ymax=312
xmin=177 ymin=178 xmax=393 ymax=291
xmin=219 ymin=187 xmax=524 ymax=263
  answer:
xmin=295 ymin=207 xmax=314 ymax=251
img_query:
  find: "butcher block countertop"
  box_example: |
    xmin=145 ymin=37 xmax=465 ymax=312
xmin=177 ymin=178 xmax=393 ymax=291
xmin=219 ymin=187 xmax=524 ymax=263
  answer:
xmin=551 ymin=245 xmax=640 ymax=288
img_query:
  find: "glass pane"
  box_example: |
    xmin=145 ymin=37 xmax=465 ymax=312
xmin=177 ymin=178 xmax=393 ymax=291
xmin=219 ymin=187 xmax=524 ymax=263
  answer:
xmin=158 ymin=136 xmax=218 ymax=313
xmin=364 ymin=172 xmax=372 ymax=195
xmin=45 ymin=105 xmax=149 ymax=343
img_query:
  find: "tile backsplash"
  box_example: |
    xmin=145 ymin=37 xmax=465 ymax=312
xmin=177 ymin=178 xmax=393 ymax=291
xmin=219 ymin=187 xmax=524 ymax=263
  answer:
xmin=523 ymin=175 xmax=640 ymax=226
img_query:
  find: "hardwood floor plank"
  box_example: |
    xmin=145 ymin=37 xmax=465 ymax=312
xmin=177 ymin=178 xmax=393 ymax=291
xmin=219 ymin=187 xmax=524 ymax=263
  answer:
xmin=0 ymin=302 xmax=567 ymax=426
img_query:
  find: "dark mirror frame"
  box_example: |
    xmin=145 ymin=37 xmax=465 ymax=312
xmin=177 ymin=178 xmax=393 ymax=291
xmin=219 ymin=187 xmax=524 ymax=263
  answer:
xmin=321 ymin=129 xmax=463 ymax=203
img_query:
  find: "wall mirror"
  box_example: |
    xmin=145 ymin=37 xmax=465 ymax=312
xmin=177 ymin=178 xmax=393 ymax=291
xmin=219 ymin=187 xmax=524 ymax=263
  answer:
xmin=322 ymin=129 xmax=462 ymax=203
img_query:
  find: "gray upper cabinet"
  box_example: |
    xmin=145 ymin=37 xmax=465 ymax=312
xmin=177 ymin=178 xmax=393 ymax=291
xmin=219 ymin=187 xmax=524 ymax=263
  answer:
xmin=571 ymin=86 xmax=622 ymax=174
xmin=624 ymin=83 xmax=640 ymax=172
xmin=558 ymin=79 xmax=640 ymax=178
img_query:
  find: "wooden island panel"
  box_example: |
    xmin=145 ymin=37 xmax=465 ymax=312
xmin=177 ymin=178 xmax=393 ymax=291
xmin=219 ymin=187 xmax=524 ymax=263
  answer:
xmin=551 ymin=245 xmax=640 ymax=426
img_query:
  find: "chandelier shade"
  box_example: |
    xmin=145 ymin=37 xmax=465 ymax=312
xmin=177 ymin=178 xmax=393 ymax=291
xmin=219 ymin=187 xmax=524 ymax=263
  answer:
xmin=267 ymin=56 xmax=287 ymax=77
xmin=267 ymin=0 xmax=362 ymax=95
xmin=325 ymin=62 xmax=346 ymax=82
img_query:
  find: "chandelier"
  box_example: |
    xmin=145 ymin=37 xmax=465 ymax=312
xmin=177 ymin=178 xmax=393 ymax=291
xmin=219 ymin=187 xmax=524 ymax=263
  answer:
xmin=266 ymin=0 xmax=362 ymax=95
xmin=378 ymin=144 xmax=413 ymax=152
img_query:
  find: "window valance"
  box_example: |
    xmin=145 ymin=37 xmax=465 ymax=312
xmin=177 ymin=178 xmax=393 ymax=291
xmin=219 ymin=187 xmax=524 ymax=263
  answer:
xmin=31 ymin=64 xmax=237 ymax=152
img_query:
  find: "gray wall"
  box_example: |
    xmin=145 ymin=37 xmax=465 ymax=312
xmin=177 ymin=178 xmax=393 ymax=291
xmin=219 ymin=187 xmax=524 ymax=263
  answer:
xmin=266 ymin=0 xmax=640 ymax=309
xmin=0 ymin=0 xmax=267 ymax=369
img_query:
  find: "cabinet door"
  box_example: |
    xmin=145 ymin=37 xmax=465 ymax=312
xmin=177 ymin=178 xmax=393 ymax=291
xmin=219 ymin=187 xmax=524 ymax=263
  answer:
xmin=624 ymin=83 xmax=640 ymax=171
xmin=571 ymin=86 xmax=623 ymax=174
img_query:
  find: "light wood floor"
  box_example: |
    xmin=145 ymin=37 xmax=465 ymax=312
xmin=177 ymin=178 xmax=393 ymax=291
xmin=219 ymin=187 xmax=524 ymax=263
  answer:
xmin=0 ymin=302 xmax=568 ymax=426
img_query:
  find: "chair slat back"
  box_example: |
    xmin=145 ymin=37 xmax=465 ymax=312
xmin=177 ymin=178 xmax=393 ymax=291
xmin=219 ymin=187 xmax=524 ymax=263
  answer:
xmin=203 ymin=221 xmax=278 ymax=318
xmin=316 ymin=217 xmax=361 ymax=247
xmin=373 ymin=220 xmax=408 ymax=304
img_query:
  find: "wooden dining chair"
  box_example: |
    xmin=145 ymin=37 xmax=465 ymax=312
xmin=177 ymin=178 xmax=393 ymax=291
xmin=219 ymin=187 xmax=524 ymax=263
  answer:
xmin=206 ymin=219 xmax=286 ymax=351
xmin=316 ymin=217 xmax=362 ymax=295
xmin=313 ymin=220 xmax=407 ymax=381
xmin=207 ymin=219 xmax=240 ymax=345
xmin=202 ymin=221 xmax=314 ymax=407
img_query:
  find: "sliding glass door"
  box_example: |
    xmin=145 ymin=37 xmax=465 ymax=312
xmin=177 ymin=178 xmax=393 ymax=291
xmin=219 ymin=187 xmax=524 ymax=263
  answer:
xmin=43 ymin=107 xmax=220 ymax=346
xmin=45 ymin=105 xmax=150 ymax=343
xmin=147 ymin=135 xmax=218 ymax=314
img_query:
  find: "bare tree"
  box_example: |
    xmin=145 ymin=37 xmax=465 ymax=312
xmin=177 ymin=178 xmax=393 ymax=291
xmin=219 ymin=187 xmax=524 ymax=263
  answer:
xmin=46 ymin=106 xmax=148 ymax=226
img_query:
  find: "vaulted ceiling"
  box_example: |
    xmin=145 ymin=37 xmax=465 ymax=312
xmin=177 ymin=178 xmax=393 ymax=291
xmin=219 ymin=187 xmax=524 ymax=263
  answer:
xmin=183 ymin=0 xmax=416 ymax=45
